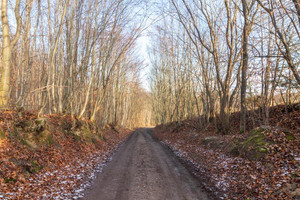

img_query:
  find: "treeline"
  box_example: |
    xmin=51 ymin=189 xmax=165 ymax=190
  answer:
xmin=0 ymin=0 xmax=150 ymax=128
xmin=150 ymin=0 xmax=300 ymax=133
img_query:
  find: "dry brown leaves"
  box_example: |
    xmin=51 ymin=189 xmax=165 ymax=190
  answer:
xmin=0 ymin=111 xmax=132 ymax=199
xmin=154 ymin=104 xmax=300 ymax=200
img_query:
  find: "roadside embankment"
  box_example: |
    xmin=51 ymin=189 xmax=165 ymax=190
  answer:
xmin=0 ymin=111 xmax=132 ymax=199
xmin=154 ymin=104 xmax=300 ymax=199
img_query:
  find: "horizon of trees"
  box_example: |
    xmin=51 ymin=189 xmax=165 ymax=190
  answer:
xmin=0 ymin=0 xmax=153 ymax=128
xmin=1 ymin=0 xmax=299 ymax=131
xmin=149 ymin=0 xmax=300 ymax=133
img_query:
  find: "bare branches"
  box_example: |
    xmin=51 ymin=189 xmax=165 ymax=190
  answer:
xmin=11 ymin=0 xmax=22 ymax=47
xmin=256 ymin=0 xmax=300 ymax=85
xmin=150 ymin=0 xmax=299 ymax=133
xmin=0 ymin=0 xmax=152 ymax=127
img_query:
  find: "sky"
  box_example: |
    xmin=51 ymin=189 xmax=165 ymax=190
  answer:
xmin=133 ymin=0 xmax=163 ymax=92
xmin=5 ymin=0 xmax=161 ymax=92
xmin=136 ymin=35 xmax=152 ymax=91
xmin=134 ymin=0 xmax=167 ymax=92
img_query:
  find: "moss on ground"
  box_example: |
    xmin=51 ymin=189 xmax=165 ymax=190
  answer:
xmin=284 ymin=131 xmax=295 ymax=141
xmin=241 ymin=127 xmax=270 ymax=160
xmin=4 ymin=177 xmax=17 ymax=183
xmin=13 ymin=119 xmax=57 ymax=148
xmin=31 ymin=160 xmax=43 ymax=173
xmin=44 ymin=134 xmax=56 ymax=145
xmin=0 ymin=130 xmax=5 ymax=139
xmin=228 ymin=127 xmax=271 ymax=160
xmin=9 ymin=115 xmax=104 ymax=149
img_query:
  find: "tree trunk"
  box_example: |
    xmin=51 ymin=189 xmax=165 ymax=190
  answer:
xmin=240 ymin=0 xmax=249 ymax=133
xmin=0 ymin=0 xmax=11 ymax=107
xmin=0 ymin=0 xmax=21 ymax=108
xmin=219 ymin=93 xmax=230 ymax=134
xmin=292 ymin=0 xmax=300 ymax=24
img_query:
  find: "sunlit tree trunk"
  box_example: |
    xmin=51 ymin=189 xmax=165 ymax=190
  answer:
xmin=0 ymin=0 xmax=21 ymax=108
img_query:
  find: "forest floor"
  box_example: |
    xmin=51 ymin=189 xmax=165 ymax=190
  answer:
xmin=83 ymin=128 xmax=212 ymax=200
xmin=0 ymin=111 xmax=132 ymax=199
xmin=0 ymin=104 xmax=299 ymax=200
xmin=154 ymin=103 xmax=300 ymax=200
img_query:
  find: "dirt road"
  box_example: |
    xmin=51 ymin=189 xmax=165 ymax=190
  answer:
xmin=83 ymin=128 xmax=211 ymax=200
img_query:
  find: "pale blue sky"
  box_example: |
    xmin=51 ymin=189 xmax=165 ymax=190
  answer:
xmin=135 ymin=0 xmax=165 ymax=92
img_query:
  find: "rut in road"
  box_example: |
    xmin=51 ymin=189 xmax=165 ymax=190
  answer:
xmin=83 ymin=128 xmax=212 ymax=200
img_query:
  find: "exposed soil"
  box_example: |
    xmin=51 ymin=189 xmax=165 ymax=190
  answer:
xmin=83 ymin=128 xmax=212 ymax=200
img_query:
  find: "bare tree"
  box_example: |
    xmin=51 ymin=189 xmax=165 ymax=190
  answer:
xmin=256 ymin=0 xmax=300 ymax=85
xmin=0 ymin=0 xmax=22 ymax=107
xmin=240 ymin=0 xmax=258 ymax=132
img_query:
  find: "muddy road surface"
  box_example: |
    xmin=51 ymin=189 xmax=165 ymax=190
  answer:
xmin=83 ymin=128 xmax=211 ymax=200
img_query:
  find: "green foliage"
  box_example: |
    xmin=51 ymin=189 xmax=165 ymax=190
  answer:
xmin=0 ymin=130 xmax=5 ymax=139
xmin=35 ymin=119 xmax=44 ymax=125
xmin=13 ymin=118 xmax=56 ymax=148
xmin=17 ymin=135 xmax=32 ymax=148
xmin=64 ymin=121 xmax=102 ymax=144
xmin=240 ymin=127 xmax=270 ymax=160
xmin=4 ymin=177 xmax=17 ymax=183
xmin=258 ymin=147 xmax=267 ymax=153
xmin=82 ymin=127 xmax=92 ymax=142
xmin=228 ymin=127 xmax=271 ymax=160
xmin=245 ymin=127 xmax=265 ymax=146
xmin=82 ymin=127 xmax=102 ymax=144
xmin=31 ymin=160 xmax=43 ymax=173
xmin=20 ymin=138 xmax=29 ymax=146
xmin=291 ymin=173 xmax=297 ymax=179
xmin=285 ymin=132 xmax=295 ymax=141
xmin=44 ymin=134 xmax=56 ymax=145
xmin=34 ymin=118 xmax=47 ymax=134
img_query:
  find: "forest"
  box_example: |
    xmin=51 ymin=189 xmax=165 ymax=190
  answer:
xmin=150 ymin=0 xmax=299 ymax=133
xmin=0 ymin=0 xmax=299 ymax=199
xmin=0 ymin=0 xmax=151 ymax=128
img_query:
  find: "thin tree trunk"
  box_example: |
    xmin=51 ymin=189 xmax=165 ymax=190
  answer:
xmin=240 ymin=0 xmax=250 ymax=133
